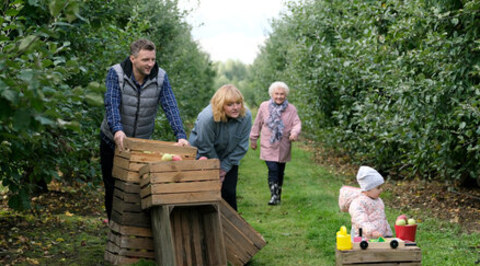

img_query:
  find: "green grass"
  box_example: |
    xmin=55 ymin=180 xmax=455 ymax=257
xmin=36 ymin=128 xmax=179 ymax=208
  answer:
xmin=3 ymin=144 xmax=479 ymax=265
xmin=236 ymin=144 xmax=480 ymax=265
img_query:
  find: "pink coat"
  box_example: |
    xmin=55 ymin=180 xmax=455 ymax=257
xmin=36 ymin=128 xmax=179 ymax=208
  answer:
xmin=349 ymin=194 xmax=393 ymax=238
xmin=250 ymin=101 xmax=301 ymax=162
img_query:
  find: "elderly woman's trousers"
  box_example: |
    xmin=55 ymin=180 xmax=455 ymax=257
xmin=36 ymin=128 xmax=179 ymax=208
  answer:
xmin=265 ymin=161 xmax=286 ymax=205
xmin=221 ymin=165 xmax=239 ymax=211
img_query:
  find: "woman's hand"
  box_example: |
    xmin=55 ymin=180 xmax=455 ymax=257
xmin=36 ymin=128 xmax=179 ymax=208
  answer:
xmin=289 ymin=133 xmax=298 ymax=142
xmin=250 ymin=141 xmax=257 ymax=150
xmin=175 ymin=138 xmax=189 ymax=147
xmin=219 ymin=169 xmax=227 ymax=182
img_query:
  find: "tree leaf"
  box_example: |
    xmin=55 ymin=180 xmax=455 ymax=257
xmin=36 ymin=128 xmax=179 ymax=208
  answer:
xmin=19 ymin=35 xmax=37 ymax=52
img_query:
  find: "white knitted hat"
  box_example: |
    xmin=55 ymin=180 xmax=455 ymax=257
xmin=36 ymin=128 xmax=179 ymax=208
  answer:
xmin=356 ymin=166 xmax=384 ymax=191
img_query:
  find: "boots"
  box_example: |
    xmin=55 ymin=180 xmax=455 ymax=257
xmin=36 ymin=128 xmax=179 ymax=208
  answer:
xmin=268 ymin=182 xmax=280 ymax=205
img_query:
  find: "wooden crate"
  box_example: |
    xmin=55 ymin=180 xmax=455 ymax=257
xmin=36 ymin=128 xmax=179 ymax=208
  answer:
xmin=336 ymin=246 xmax=422 ymax=265
xmin=113 ymin=137 xmax=198 ymax=183
xmin=150 ymin=203 xmax=227 ymax=266
xmin=111 ymin=179 xmax=151 ymax=228
xmin=104 ymin=220 xmax=154 ymax=265
xmin=219 ymin=199 xmax=266 ymax=266
xmin=139 ymin=159 xmax=222 ymax=209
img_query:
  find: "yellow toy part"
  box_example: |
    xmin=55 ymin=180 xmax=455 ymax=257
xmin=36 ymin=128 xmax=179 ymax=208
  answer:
xmin=336 ymin=226 xmax=353 ymax=250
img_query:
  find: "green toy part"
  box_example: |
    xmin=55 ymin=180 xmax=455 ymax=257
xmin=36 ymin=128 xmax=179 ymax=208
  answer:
xmin=368 ymin=236 xmax=386 ymax=243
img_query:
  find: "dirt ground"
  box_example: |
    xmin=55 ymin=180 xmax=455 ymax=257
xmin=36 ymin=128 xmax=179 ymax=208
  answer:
xmin=311 ymin=144 xmax=480 ymax=234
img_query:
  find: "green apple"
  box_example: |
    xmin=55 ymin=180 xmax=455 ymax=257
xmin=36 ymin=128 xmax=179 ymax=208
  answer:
xmin=395 ymin=219 xmax=406 ymax=226
xmin=161 ymin=153 xmax=173 ymax=161
xmin=407 ymin=218 xmax=416 ymax=225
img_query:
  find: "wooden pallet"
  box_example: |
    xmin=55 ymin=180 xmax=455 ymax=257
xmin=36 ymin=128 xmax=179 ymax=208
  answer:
xmin=140 ymin=159 xmax=222 ymax=209
xmin=150 ymin=203 xmax=227 ymax=266
xmin=336 ymin=246 xmax=422 ymax=265
xmin=219 ymin=199 xmax=267 ymax=266
xmin=104 ymin=221 xmax=154 ymax=265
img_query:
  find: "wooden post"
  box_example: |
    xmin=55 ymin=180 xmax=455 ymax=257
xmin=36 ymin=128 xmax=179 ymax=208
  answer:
xmin=151 ymin=205 xmax=176 ymax=265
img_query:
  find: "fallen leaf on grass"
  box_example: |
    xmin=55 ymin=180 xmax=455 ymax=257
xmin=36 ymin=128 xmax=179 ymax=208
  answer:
xmin=26 ymin=258 xmax=40 ymax=265
xmin=65 ymin=211 xmax=74 ymax=217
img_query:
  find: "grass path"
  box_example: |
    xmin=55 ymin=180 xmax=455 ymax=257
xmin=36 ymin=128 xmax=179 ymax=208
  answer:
xmin=236 ymin=144 xmax=480 ymax=265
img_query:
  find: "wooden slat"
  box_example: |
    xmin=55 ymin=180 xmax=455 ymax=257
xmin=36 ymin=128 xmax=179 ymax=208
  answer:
xmin=220 ymin=199 xmax=266 ymax=249
xmin=108 ymin=220 xmax=152 ymax=237
xmin=111 ymin=208 xmax=151 ymax=228
xmin=142 ymin=192 xmax=221 ymax=209
xmin=112 ymin=196 xmax=142 ymax=213
xmin=106 ymin=242 xmax=155 ymax=258
xmin=219 ymin=199 xmax=266 ymax=265
xmin=115 ymin=150 xmax=165 ymax=163
xmin=222 ymin=217 xmax=258 ymax=258
xmin=140 ymin=181 xmax=221 ymax=198
xmin=112 ymin=165 xmax=140 ymax=183
xmin=113 ymin=156 xmax=146 ymax=172
xmin=114 ymin=188 xmax=141 ymax=204
xmin=181 ymin=209 xmax=193 ymax=265
xmin=151 ymin=206 xmax=177 ymax=265
xmin=139 ymin=159 xmax=220 ymax=176
xmin=114 ymin=179 xmax=141 ymax=194
xmin=336 ymin=247 xmax=422 ymax=265
xmin=140 ymin=170 xmax=220 ymax=187
xmin=124 ymin=137 xmax=197 ymax=159
xmin=108 ymin=231 xmax=153 ymax=250
xmin=104 ymin=250 xmax=150 ymax=265
xmin=202 ymin=206 xmax=227 ymax=265
xmin=191 ymin=210 xmax=204 ymax=266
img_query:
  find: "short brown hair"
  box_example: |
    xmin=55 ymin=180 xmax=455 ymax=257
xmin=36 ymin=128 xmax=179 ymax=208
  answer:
xmin=211 ymin=84 xmax=246 ymax=122
xmin=130 ymin=39 xmax=156 ymax=56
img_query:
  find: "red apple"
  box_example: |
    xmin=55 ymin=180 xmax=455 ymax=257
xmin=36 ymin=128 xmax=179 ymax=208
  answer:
xmin=172 ymin=155 xmax=182 ymax=161
xmin=396 ymin=214 xmax=408 ymax=222
xmin=198 ymin=156 xmax=208 ymax=160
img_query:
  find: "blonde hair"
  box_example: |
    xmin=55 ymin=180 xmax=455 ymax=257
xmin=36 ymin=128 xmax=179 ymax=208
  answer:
xmin=211 ymin=84 xmax=246 ymax=122
xmin=268 ymin=81 xmax=290 ymax=97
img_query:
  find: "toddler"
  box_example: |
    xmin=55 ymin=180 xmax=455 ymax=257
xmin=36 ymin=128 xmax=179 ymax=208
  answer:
xmin=349 ymin=166 xmax=392 ymax=239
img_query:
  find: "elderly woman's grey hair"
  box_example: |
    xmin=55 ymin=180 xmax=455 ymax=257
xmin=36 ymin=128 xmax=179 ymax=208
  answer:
xmin=268 ymin=81 xmax=290 ymax=97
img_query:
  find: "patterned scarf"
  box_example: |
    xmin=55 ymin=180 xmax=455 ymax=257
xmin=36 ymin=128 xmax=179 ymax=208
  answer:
xmin=266 ymin=99 xmax=288 ymax=143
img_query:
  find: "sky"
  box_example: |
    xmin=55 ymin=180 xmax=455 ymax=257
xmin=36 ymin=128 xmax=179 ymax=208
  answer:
xmin=178 ymin=0 xmax=295 ymax=65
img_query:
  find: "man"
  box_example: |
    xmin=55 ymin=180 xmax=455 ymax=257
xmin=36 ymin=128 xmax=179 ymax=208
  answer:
xmin=100 ymin=39 xmax=189 ymax=220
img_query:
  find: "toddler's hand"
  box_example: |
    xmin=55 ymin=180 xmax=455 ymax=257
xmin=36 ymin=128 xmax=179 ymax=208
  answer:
xmin=371 ymin=231 xmax=382 ymax=239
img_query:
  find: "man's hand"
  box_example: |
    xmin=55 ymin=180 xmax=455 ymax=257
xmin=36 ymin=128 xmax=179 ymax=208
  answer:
xmin=114 ymin=131 xmax=127 ymax=151
xmin=250 ymin=140 xmax=257 ymax=150
xmin=219 ymin=169 xmax=227 ymax=183
xmin=174 ymin=138 xmax=189 ymax=147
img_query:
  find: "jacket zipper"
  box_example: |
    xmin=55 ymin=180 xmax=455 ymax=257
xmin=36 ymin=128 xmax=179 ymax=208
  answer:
xmin=132 ymin=85 xmax=141 ymax=137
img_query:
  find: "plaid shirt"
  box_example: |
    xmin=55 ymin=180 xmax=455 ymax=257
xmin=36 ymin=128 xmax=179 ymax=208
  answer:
xmin=104 ymin=67 xmax=187 ymax=143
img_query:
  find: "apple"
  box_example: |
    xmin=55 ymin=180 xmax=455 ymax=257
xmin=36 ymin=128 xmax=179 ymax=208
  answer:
xmin=396 ymin=214 xmax=408 ymax=222
xmin=161 ymin=153 xmax=173 ymax=161
xmin=172 ymin=155 xmax=182 ymax=161
xmin=407 ymin=218 xmax=416 ymax=225
xmin=198 ymin=156 xmax=208 ymax=160
xmin=395 ymin=219 xmax=406 ymax=226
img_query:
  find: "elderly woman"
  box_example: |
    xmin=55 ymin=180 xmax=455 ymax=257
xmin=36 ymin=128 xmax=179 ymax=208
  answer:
xmin=250 ymin=81 xmax=301 ymax=205
xmin=189 ymin=84 xmax=252 ymax=211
